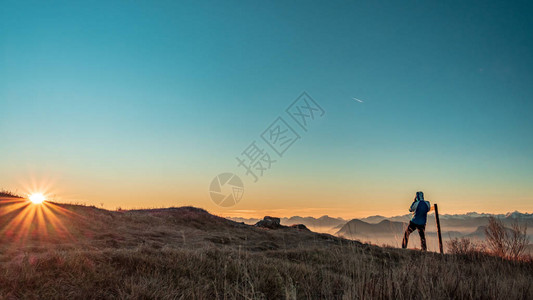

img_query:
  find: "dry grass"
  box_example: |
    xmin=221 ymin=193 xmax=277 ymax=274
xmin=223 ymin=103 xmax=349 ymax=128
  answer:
xmin=447 ymin=237 xmax=487 ymax=257
xmin=0 ymin=198 xmax=532 ymax=299
xmin=0 ymin=190 xmax=22 ymax=199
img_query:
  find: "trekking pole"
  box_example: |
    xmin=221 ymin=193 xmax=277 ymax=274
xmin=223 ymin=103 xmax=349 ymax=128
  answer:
xmin=434 ymin=204 xmax=443 ymax=254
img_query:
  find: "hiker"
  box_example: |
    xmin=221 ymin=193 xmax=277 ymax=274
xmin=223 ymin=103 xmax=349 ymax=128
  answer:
xmin=402 ymin=191 xmax=431 ymax=251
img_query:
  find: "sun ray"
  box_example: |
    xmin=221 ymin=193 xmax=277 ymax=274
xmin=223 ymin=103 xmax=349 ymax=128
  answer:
xmin=0 ymin=201 xmax=28 ymax=217
xmin=35 ymin=204 xmax=48 ymax=240
xmin=45 ymin=202 xmax=85 ymax=219
xmin=0 ymin=194 xmax=83 ymax=249
xmin=41 ymin=204 xmax=76 ymax=241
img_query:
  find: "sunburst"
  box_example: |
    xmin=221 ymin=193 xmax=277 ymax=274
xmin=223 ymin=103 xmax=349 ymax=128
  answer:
xmin=29 ymin=193 xmax=46 ymax=204
xmin=0 ymin=192 xmax=83 ymax=248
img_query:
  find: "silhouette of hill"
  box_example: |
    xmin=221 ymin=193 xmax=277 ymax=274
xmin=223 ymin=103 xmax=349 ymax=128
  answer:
xmin=0 ymin=196 xmax=531 ymax=298
xmin=0 ymin=190 xmax=22 ymax=198
xmin=336 ymin=219 xmax=406 ymax=238
xmin=359 ymin=215 xmax=388 ymax=223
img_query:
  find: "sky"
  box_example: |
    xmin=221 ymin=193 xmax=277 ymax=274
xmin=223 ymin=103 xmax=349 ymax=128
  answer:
xmin=1 ymin=1 xmax=532 ymax=219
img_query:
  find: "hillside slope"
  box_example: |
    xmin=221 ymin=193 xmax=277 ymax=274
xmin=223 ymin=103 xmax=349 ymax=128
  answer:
xmin=0 ymin=197 xmax=532 ymax=299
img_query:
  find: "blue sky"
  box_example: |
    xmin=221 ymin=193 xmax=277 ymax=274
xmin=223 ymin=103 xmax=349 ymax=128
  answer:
xmin=1 ymin=1 xmax=532 ymax=217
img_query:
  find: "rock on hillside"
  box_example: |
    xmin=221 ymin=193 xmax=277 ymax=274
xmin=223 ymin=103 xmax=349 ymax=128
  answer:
xmin=255 ymin=216 xmax=309 ymax=231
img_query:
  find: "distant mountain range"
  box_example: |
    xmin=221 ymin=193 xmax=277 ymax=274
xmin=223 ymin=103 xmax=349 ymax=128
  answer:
xmin=228 ymin=215 xmax=346 ymax=232
xmin=228 ymin=211 xmax=533 ymax=245
xmin=230 ymin=211 xmax=532 ymax=227
xmin=360 ymin=211 xmax=533 ymax=224
xmin=282 ymin=215 xmax=346 ymax=229
xmin=335 ymin=219 xmax=406 ymax=237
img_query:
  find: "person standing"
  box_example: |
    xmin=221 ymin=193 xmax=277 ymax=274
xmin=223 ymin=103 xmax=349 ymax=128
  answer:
xmin=402 ymin=191 xmax=431 ymax=251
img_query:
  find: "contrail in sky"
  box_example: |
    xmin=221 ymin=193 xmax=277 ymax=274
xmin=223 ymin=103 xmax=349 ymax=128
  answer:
xmin=352 ymin=97 xmax=364 ymax=103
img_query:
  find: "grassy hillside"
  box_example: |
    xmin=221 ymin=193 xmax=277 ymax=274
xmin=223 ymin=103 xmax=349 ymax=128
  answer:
xmin=0 ymin=197 xmax=532 ymax=299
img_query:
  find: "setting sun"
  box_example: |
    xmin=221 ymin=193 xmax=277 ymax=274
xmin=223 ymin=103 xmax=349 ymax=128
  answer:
xmin=29 ymin=193 xmax=46 ymax=204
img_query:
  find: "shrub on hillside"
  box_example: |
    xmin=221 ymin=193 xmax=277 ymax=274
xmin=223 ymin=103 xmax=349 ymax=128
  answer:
xmin=485 ymin=216 xmax=529 ymax=260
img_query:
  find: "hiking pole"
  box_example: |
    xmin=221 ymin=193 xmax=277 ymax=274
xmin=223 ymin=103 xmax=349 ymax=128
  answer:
xmin=434 ymin=204 xmax=443 ymax=254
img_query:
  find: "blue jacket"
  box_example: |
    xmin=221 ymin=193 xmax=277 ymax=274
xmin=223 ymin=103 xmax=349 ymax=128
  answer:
xmin=410 ymin=200 xmax=430 ymax=225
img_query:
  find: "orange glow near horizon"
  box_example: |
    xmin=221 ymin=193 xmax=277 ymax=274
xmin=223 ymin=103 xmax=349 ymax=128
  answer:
xmin=3 ymin=173 xmax=532 ymax=222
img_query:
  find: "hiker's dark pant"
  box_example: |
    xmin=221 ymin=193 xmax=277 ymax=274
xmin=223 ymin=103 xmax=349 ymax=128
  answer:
xmin=402 ymin=221 xmax=427 ymax=251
